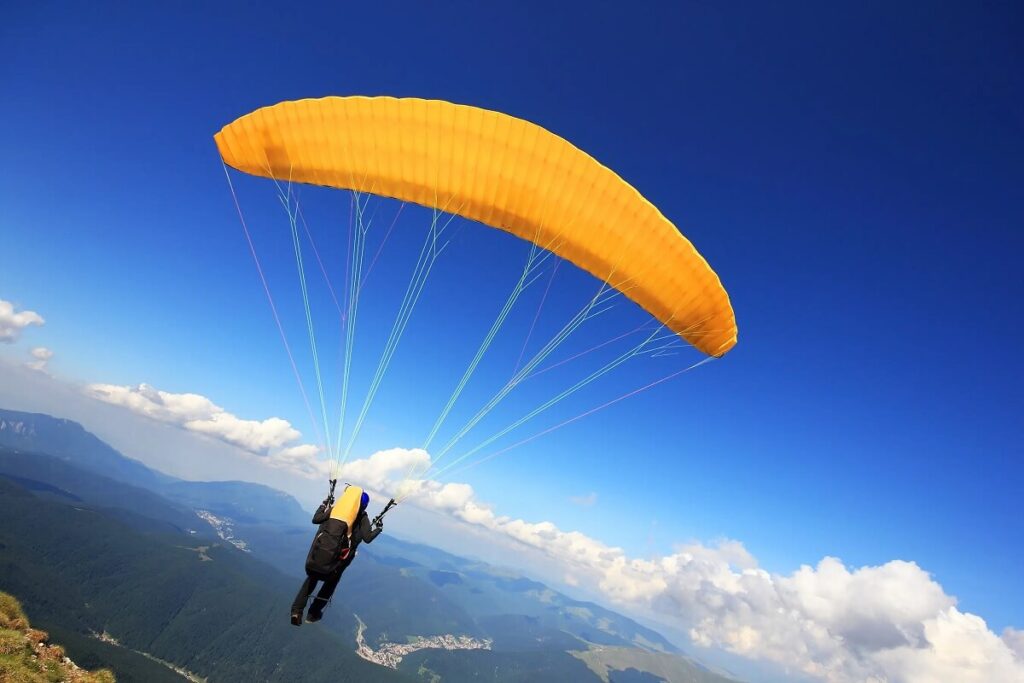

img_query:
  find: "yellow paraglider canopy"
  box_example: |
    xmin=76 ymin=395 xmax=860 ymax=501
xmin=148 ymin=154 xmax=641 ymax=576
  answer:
xmin=215 ymin=96 xmax=736 ymax=356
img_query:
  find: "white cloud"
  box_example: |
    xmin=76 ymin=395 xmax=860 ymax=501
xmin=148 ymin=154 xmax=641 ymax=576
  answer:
xmin=0 ymin=299 xmax=44 ymax=342
xmin=1003 ymin=628 xmax=1024 ymax=660
xmin=338 ymin=447 xmax=1024 ymax=683
xmin=339 ymin=447 xmax=429 ymax=492
xmin=184 ymin=412 xmax=298 ymax=452
xmin=0 ymin=359 xmax=331 ymax=490
xmin=570 ymin=491 xmax=598 ymax=506
xmin=267 ymin=444 xmax=328 ymax=478
xmin=867 ymin=609 xmax=1024 ymax=683
xmin=26 ymin=346 xmax=54 ymax=372
xmin=83 ymin=382 xmax=326 ymax=476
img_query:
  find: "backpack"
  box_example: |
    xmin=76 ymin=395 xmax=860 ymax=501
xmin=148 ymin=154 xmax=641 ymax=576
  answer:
xmin=305 ymin=517 xmax=352 ymax=577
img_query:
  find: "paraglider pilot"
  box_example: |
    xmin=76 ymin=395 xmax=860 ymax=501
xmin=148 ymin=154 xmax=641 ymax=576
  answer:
xmin=291 ymin=482 xmax=389 ymax=625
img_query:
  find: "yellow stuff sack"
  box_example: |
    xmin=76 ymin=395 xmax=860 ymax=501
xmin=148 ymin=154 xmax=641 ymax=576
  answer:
xmin=329 ymin=485 xmax=363 ymax=529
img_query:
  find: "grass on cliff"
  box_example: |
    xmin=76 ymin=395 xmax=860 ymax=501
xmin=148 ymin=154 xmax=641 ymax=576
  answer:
xmin=0 ymin=591 xmax=115 ymax=683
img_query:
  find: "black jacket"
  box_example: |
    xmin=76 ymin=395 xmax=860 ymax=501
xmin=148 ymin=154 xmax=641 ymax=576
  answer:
xmin=310 ymin=502 xmax=382 ymax=552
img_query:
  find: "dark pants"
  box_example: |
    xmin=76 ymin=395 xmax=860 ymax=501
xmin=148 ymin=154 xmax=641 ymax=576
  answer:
xmin=291 ymin=562 xmax=350 ymax=616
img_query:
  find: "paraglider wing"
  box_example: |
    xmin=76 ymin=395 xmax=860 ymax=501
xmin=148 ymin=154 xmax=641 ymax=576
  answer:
xmin=215 ymin=96 xmax=737 ymax=356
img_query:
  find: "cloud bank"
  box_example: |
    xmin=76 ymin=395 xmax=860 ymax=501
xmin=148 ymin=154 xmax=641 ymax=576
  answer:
xmin=341 ymin=447 xmax=1024 ymax=683
xmin=0 ymin=299 xmax=44 ymax=342
xmin=83 ymin=382 xmax=327 ymax=477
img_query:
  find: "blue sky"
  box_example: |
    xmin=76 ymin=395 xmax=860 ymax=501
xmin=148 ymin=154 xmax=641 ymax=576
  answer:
xmin=3 ymin=0 xmax=1022 ymax=653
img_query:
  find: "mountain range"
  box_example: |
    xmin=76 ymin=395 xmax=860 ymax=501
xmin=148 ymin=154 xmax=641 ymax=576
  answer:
xmin=0 ymin=407 xmax=741 ymax=683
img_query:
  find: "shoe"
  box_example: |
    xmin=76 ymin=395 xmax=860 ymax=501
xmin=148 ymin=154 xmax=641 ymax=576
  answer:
xmin=306 ymin=610 xmax=322 ymax=623
xmin=290 ymin=611 xmax=302 ymax=626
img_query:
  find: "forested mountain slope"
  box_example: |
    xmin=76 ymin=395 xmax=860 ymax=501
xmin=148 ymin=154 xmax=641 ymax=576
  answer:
xmin=0 ymin=408 xmax=741 ymax=683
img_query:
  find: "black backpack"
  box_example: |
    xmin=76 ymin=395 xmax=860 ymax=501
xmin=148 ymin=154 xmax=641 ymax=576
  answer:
xmin=305 ymin=518 xmax=352 ymax=577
